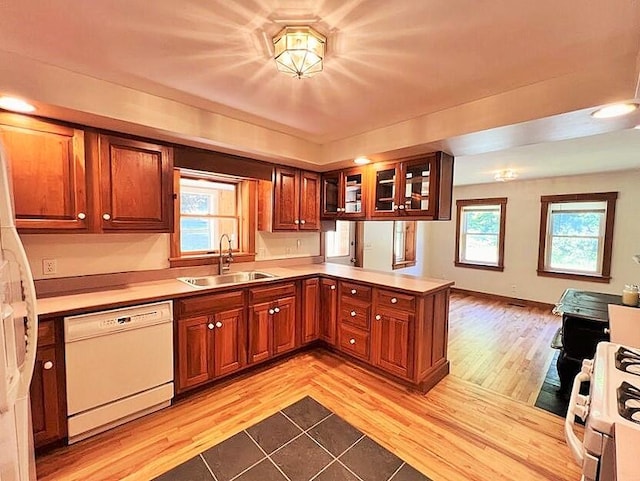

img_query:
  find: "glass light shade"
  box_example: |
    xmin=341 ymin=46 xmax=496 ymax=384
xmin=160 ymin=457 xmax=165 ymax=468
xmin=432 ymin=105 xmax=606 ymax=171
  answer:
xmin=0 ymin=96 xmax=35 ymax=113
xmin=273 ymin=26 xmax=326 ymax=79
xmin=591 ymin=103 xmax=638 ymax=119
xmin=494 ymin=169 xmax=518 ymax=182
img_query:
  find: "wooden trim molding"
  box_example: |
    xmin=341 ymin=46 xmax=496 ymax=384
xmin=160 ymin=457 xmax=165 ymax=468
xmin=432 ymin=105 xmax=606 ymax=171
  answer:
xmin=451 ymin=287 xmax=555 ymax=311
xmin=454 ymin=197 xmax=507 ymax=271
xmin=537 ymin=191 xmax=617 ymax=283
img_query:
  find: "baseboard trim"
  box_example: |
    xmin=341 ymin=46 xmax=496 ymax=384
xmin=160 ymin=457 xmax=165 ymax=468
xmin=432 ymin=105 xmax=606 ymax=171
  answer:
xmin=451 ymin=287 xmax=554 ymax=311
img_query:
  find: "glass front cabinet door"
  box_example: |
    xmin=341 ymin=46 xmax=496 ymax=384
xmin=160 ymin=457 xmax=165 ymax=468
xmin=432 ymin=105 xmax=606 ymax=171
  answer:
xmin=400 ymin=156 xmax=437 ymax=216
xmin=321 ymin=168 xmax=366 ymax=219
xmin=322 ymin=172 xmax=340 ymax=217
xmin=371 ymin=162 xmax=400 ymax=217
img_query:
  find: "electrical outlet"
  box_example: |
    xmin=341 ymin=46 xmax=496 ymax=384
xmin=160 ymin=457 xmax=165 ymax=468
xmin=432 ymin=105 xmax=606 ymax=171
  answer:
xmin=511 ymin=284 xmax=517 ymax=294
xmin=42 ymin=259 xmax=57 ymax=275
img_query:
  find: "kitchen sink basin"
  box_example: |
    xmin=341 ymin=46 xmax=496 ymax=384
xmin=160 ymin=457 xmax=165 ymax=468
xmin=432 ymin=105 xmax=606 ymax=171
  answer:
xmin=177 ymin=271 xmax=278 ymax=288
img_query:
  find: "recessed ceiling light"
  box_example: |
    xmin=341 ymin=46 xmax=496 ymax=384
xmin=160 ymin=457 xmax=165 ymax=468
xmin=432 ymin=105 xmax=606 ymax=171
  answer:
xmin=591 ymin=103 xmax=638 ymax=119
xmin=0 ymin=96 xmax=36 ymax=113
xmin=354 ymin=157 xmax=371 ymax=165
xmin=494 ymin=169 xmax=518 ymax=182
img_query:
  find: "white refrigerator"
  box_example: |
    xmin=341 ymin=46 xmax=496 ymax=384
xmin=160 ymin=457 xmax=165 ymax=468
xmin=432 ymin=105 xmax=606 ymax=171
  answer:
xmin=0 ymin=142 xmax=38 ymax=481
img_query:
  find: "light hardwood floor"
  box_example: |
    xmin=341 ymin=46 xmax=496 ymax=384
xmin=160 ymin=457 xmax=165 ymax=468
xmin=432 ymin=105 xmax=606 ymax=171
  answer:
xmin=36 ymin=293 xmax=580 ymax=481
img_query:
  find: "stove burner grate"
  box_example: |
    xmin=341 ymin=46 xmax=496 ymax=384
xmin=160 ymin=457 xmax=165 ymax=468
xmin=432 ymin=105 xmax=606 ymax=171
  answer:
xmin=615 ymin=347 xmax=640 ymax=376
xmin=617 ymin=381 xmax=640 ymax=424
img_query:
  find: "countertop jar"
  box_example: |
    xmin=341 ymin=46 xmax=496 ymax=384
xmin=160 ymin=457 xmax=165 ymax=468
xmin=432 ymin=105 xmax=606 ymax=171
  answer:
xmin=622 ymin=284 xmax=639 ymax=307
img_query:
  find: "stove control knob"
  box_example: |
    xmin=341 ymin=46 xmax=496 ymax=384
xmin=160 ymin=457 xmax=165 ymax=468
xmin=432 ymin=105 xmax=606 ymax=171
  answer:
xmin=575 ymin=405 xmax=589 ymax=422
xmin=576 ymin=394 xmax=589 ymax=406
xmin=580 ymin=359 xmax=594 ymax=375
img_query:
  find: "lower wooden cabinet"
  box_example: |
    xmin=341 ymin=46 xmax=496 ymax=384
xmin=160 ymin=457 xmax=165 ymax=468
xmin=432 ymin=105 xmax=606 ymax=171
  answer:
xmin=319 ymin=278 xmax=338 ymax=345
xmin=30 ymin=320 xmax=67 ymax=448
xmin=371 ymin=309 xmax=413 ymax=379
xmin=301 ymin=278 xmax=320 ymax=344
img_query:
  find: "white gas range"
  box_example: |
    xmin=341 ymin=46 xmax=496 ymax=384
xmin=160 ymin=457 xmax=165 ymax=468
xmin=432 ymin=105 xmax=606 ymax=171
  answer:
xmin=565 ymin=342 xmax=640 ymax=481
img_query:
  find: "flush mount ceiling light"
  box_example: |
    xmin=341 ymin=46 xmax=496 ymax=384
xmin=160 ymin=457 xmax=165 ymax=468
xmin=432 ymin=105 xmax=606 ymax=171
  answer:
xmin=591 ymin=102 xmax=638 ymax=119
xmin=0 ymin=96 xmax=35 ymax=113
xmin=494 ymin=169 xmax=518 ymax=182
xmin=273 ymin=26 xmax=326 ymax=79
xmin=354 ymin=156 xmax=371 ymax=165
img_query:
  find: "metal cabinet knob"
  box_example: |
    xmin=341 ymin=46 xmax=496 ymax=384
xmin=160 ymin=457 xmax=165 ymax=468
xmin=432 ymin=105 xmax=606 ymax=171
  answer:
xmin=351 ymin=289 xmax=357 ymax=295
xmin=330 ymin=285 xmax=336 ymax=290
xmin=294 ymin=219 xmax=300 ymax=224
xmin=102 ymin=213 xmax=111 ymax=220
xmin=349 ymin=338 xmax=356 ymax=345
xmin=398 ymin=205 xmax=405 ymax=210
xmin=215 ymin=321 xmax=223 ymax=328
xmin=604 ymin=328 xmax=610 ymax=335
xmin=393 ymin=205 xmax=399 ymax=211
xmin=77 ymin=212 xmax=86 ymax=220
xmin=375 ymin=315 xmax=381 ymax=321
xmin=350 ymin=311 xmax=356 ymax=317
xmin=208 ymin=323 xmax=214 ymax=330
xmin=43 ymin=361 xmax=53 ymax=370
xmin=274 ymin=307 xmax=280 ymax=313
xmin=391 ymin=297 xmax=398 ymax=304
xmin=300 ymin=220 xmax=306 ymax=224
xmin=268 ymin=309 xmax=275 ymax=315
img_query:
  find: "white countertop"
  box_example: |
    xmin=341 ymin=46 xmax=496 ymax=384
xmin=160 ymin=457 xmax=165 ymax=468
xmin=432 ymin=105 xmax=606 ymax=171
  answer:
xmin=36 ymin=263 xmax=454 ymax=318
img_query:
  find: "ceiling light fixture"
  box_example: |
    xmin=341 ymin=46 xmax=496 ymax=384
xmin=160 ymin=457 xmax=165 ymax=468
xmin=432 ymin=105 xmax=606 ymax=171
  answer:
xmin=0 ymin=96 xmax=35 ymax=113
xmin=354 ymin=157 xmax=371 ymax=165
xmin=494 ymin=169 xmax=518 ymax=182
xmin=591 ymin=102 xmax=638 ymax=119
xmin=273 ymin=26 xmax=326 ymax=79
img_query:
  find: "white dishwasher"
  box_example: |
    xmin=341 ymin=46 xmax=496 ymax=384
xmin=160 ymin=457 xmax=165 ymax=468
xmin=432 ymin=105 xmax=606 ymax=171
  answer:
xmin=64 ymin=300 xmax=174 ymax=444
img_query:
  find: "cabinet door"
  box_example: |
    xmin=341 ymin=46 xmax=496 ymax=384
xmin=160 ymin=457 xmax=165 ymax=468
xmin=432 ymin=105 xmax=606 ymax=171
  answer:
xmin=31 ymin=346 xmax=65 ymax=447
xmin=321 ymin=172 xmax=341 ymax=218
xmin=370 ymin=162 xmax=400 ymax=217
xmin=273 ymin=296 xmax=297 ymax=355
xmin=299 ymin=171 xmax=320 ymax=230
xmin=372 ymin=310 xmax=413 ymax=379
xmin=99 ymin=135 xmax=173 ymax=232
xmin=400 ymin=156 xmax=436 ymax=217
xmin=177 ymin=316 xmax=213 ymax=392
xmin=0 ymin=114 xmax=87 ymax=231
xmin=213 ymin=307 xmax=246 ymax=377
xmin=248 ymin=301 xmax=273 ymax=364
xmin=342 ymin=167 xmax=366 ymax=219
xmin=320 ymin=278 xmax=338 ymax=345
xmin=272 ymin=167 xmax=300 ymax=230
xmin=302 ymin=278 xmax=320 ymax=344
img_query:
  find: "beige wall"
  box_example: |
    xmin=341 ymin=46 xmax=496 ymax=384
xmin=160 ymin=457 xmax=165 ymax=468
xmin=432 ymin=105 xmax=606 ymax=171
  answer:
xmin=423 ymin=170 xmax=640 ymax=304
xmin=362 ymin=221 xmax=425 ymax=277
xmin=22 ymin=231 xmax=321 ymax=280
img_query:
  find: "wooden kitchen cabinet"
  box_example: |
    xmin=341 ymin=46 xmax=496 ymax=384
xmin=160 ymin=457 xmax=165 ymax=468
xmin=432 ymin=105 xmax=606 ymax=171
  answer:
xmin=92 ymin=134 xmax=174 ymax=232
xmin=319 ymin=278 xmax=338 ymax=345
xmin=248 ymin=282 xmax=298 ymax=363
xmin=301 ymin=278 xmax=320 ymax=344
xmin=175 ymin=291 xmax=246 ymax=393
xmin=0 ymin=113 xmax=88 ymax=232
xmin=30 ymin=319 xmax=67 ymax=448
xmin=321 ymin=167 xmax=367 ymax=219
xmin=371 ymin=309 xmax=414 ymax=380
xmin=258 ymin=167 xmax=320 ymax=231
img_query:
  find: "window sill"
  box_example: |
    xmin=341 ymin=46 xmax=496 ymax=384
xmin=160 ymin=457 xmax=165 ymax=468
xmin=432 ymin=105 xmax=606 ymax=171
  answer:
xmin=169 ymin=252 xmax=256 ymax=268
xmin=392 ymin=260 xmax=416 ymax=270
xmin=454 ymin=261 xmax=504 ymax=272
xmin=536 ymin=269 xmax=611 ymax=283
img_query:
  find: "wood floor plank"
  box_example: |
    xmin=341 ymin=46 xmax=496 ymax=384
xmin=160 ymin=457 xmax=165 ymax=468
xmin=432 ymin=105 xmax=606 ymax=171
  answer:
xmin=36 ymin=294 xmax=581 ymax=481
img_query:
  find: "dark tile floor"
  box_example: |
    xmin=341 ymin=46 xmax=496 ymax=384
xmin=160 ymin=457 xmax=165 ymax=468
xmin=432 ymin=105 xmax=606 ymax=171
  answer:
xmin=154 ymin=396 xmax=431 ymax=481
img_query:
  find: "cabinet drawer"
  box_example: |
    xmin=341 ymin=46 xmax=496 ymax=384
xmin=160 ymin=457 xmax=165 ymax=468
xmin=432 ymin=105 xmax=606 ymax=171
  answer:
xmin=338 ymin=324 xmax=370 ymax=361
xmin=38 ymin=320 xmax=56 ymax=347
xmin=340 ymin=281 xmax=371 ymax=302
xmin=339 ymin=302 xmax=370 ymax=330
xmin=249 ymin=282 xmax=296 ymax=304
xmin=376 ymin=290 xmax=416 ymax=312
xmin=176 ymin=290 xmax=245 ymax=317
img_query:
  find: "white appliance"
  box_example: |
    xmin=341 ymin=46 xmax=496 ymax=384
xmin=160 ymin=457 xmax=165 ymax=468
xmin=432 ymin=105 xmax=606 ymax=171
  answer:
xmin=565 ymin=342 xmax=640 ymax=481
xmin=0 ymin=144 xmax=38 ymax=480
xmin=608 ymin=305 xmax=640 ymax=349
xmin=64 ymin=301 xmax=174 ymax=444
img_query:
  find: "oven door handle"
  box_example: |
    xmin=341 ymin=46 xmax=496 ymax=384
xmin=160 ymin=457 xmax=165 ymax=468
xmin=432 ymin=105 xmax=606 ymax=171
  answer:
xmin=565 ymin=370 xmax=590 ymax=465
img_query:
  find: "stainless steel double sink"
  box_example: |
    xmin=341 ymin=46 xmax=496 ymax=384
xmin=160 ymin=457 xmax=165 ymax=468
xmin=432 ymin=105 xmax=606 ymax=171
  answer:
xmin=177 ymin=271 xmax=278 ymax=289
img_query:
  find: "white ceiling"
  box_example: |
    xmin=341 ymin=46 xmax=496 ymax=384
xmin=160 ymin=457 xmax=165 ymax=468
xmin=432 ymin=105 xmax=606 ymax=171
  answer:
xmin=0 ymin=0 xmax=639 ymax=179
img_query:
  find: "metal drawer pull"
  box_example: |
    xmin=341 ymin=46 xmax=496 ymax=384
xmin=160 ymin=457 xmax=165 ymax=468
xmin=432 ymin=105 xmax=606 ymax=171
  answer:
xmin=43 ymin=361 xmax=54 ymax=370
xmin=375 ymin=315 xmax=381 ymax=321
xmin=391 ymin=297 xmax=398 ymax=304
xmin=349 ymin=338 xmax=356 ymax=345
xmin=208 ymin=323 xmax=214 ymax=330
xmin=269 ymin=309 xmax=275 ymax=315
xmin=350 ymin=311 xmax=356 ymax=317
xmin=215 ymin=321 xmax=223 ymax=328
xmin=351 ymin=289 xmax=357 ymax=295
xmin=77 ymin=212 xmax=86 ymax=220
xmin=274 ymin=307 xmax=280 ymax=313
xmin=330 ymin=285 xmax=336 ymax=290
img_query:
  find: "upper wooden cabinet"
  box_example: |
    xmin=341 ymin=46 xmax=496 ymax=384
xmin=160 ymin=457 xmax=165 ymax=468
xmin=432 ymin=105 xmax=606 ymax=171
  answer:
xmin=0 ymin=114 xmax=88 ymax=232
xmin=90 ymin=134 xmax=174 ymax=232
xmin=258 ymin=167 xmax=320 ymax=231
xmin=321 ymin=167 xmax=367 ymax=219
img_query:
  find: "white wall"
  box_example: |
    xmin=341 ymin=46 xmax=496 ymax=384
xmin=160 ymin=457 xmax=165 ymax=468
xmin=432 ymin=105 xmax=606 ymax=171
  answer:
xmin=22 ymin=231 xmax=321 ymax=280
xmin=362 ymin=221 xmax=425 ymax=276
xmin=423 ymin=170 xmax=640 ymax=304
